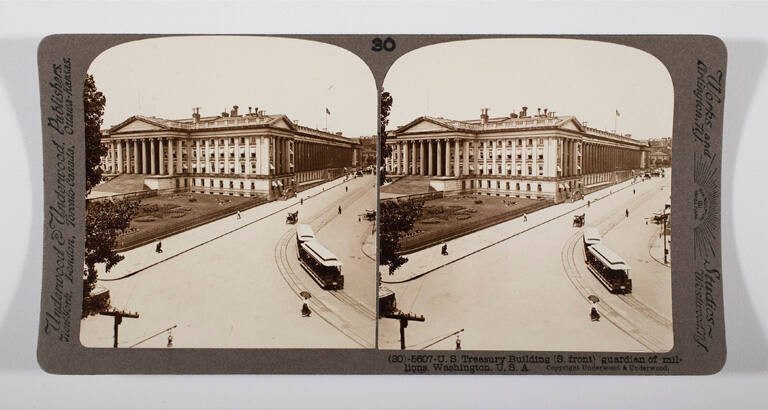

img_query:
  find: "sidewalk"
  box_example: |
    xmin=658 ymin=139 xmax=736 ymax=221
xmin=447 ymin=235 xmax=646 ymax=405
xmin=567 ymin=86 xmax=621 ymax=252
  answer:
xmin=380 ymin=178 xmax=640 ymax=283
xmin=97 ymin=176 xmax=353 ymax=281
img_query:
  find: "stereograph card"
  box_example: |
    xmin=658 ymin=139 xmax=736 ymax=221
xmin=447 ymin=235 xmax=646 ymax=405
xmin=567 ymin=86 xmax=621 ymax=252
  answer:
xmin=36 ymin=34 xmax=726 ymax=374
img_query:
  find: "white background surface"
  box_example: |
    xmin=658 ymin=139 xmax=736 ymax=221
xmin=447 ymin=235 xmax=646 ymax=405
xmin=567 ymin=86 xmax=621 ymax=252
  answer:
xmin=1 ymin=1 xmax=767 ymax=408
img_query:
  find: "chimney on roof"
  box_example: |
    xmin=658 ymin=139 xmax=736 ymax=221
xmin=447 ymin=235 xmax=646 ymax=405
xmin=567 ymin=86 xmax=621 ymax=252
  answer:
xmin=544 ymin=108 xmax=548 ymax=116
xmin=192 ymin=107 xmax=200 ymax=123
xmin=521 ymin=106 xmax=528 ymax=117
xmin=231 ymin=105 xmax=239 ymax=117
xmin=480 ymin=108 xmax=489 ymax=124
xmin=335 ymin=131 xmax=343 ymax=136
xmin=222 ymin=109 xmax=229 ymax=117
xmin=248 ymin=106 xmax=252 ymax=114
xmin=510 ymin=112 xmax=518 ymax=118
xmin=537 ymin=107 xmax=541 ymax=116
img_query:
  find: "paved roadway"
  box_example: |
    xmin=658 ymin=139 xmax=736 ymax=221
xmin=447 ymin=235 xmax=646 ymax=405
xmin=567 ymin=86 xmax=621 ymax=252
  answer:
xmin=379 ymin=172 xmax=672 ymax=352
xmin=80 ymin=175 xmax=376 ymax=349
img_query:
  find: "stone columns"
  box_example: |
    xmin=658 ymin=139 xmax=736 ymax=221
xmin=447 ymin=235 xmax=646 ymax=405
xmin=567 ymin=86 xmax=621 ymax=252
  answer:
xmin=482 ymin=141 xmax=487 ymax=176
xmin=521 ymin=138 xmax=527 ymax=176
xmin=141 ymin=139 xmax=148 ymax=174
xmin=490 ymin=140 xmax=496 ymax=176
xmin=436 ymin=139 xmax=443 ymax=176
xmin=234 ymin=137 xmax=240 ymax=174
xmin=133 ymin=140 xmax=139 ymax=174
xmin=420 ymin=141 xmax=426 ymax=176
xmin=473 ymin=141 xmax=479 ymax=176
xmin=403 ymin=141 xmax=409 ymax=175
xmin=411 ymin=141 xmax=417 ymax=175
xmin=158 ymin=138 xmax=165 ymax=175
xmin=117 ymin=140 xmax=123 ymax=173
xmin=150 ymin=139 xmax=157 ymax=175
xmin=271 ymin=136 xmax=277 ymax=175
xmin=204 ymin=139 xmax=210 ymax=174
xmin=167 ymin=138 xmax=174 ymax=177
xmin=213 ymin=139 xmax=219 ymax=173
xmin=196 ymin=140 xmax=201 ymax=173
xmin=454 ymin=139 xmax=460 ymax=177
xmin=177 ymin=139 xmax=183 ymax=174
xmin=428 ymin=140 xmax=434 ymax=176
xmin=245 ymin=137 xmax=251 ymax=175
xmin=126 ymin=140 xmax=133 ymax=173
xmin=261 ymin=136 xmax=269 ymax=175
xmin=109 ymin=142 xmax=116 ymax=173
xmin=444 ymin=139 xmax=451 ymax=176
xmin=463 ymin=140 xmax=469 ymax=176
xmin=224 ymin=138 xmax=230 ymax=174
xmin=186 ymin=140 xmax=192 ymax=173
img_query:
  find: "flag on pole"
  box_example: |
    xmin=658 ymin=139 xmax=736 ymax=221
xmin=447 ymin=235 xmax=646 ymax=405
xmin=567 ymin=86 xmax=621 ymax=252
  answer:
xmin=615 ymin=109 xmax=621 ymax=117
xmin=326 ymin=107 xmax=331 ymax=115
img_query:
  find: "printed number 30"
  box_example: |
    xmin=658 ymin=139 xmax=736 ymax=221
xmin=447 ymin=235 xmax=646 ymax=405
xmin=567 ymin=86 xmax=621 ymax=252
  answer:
xmin=372 ymin=37 xmax=396 ymax=52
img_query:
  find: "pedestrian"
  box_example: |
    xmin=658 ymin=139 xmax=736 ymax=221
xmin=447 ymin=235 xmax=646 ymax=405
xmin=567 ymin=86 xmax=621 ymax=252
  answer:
xmin=338 ymin=205 xmax=342 ymax=215
xmin=590 ymin=304 xmax=600 ymax=322
xmin=523 ymin=213 xmax=528 ymax=222
xmin=155 ymin=241 xmax=163 ymax=253
xmin=358 ymin=216 xmax=361 ymax=222
xmin=441 ymin=242 xmax=448 ymax=255
xmin=587 ymin=200 xmax=591 ymax=207
xmin=236 ymin=210 xmax=242 ymax=220
xmin=301 ymin=298 xmax=311 ymax=317
xmin=633 ymin=188 xmax=636 ymax=195
xmin=300 ymin=197 xmax=304 ymax=205
xmin=625 ymin=208 xmax=629 ymax=218
xmin=346 ymin=186 xmax=348 ymax=192
xmin=455 ymin=335 xmax=462 ymax=350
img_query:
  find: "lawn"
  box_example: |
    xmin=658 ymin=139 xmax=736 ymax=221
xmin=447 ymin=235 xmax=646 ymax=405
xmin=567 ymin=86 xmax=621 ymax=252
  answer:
xmin=115 ymin=192 xmax=264 ymax=251
xmin=398 ymin=194 xmax=552 ymax=253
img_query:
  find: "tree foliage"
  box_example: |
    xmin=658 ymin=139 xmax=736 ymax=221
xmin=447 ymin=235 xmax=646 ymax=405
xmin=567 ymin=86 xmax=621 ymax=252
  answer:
xmin=83 ymin=199 xmax=139 ymax=317
xmin=378 ymin=90 xmax=393 ymax=186
xmin=379 ymin=199 xmax=424 ymax=275
xmin=84 ymin=74 xmax=107 ymax=194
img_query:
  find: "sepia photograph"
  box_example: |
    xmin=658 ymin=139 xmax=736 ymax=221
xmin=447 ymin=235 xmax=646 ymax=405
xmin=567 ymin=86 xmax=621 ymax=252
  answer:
xmin=80 ymin=36 xmax=378 ymax=348
xmin=378 ymin=38 xmax=674 ymax=351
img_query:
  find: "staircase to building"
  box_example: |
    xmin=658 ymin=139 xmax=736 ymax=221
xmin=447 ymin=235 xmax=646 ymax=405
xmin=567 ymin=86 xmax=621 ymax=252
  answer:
xmin=380 ymin=175 xmax=436 ymax=196
xmin=89 ymin=174 xmax=150 ymax=198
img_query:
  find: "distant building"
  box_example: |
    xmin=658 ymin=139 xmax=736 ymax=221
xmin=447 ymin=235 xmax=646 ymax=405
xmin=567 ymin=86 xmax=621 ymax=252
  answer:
xmin=358 ymin=135 xmax=377 ymax=166
xmin=646 ymin=137 xmax=672 ymax=167
xmin=385 ymin=107 xmax=650 ymax=202
xmin=100 ymin=105 xmax=361 ymax=200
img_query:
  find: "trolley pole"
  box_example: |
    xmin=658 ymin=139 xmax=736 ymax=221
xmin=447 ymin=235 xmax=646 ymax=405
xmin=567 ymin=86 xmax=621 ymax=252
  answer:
xmin=99 ymin=309 xmax=139 ymax=348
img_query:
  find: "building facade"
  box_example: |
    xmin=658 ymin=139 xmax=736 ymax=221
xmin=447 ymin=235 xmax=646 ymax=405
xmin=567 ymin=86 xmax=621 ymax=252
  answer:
xmin=385 ymin=107 xmax=650 ymax=202
xmin=100 ymin=106 xmax=361 ymax=200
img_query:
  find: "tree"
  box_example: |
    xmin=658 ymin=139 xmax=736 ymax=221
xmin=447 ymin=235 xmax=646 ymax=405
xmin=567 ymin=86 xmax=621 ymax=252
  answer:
xmin=379 ymin=199 xmax=423 ymax=275
xmin=82 ymin=75 xmax=139 ymax=317
xmin=84 ymin=74 xmax=107 ymax=194
xmin=83 ymin=199 xmax=139 ymax=317
xmin=378 ymin=91 xmax=393 ymax=186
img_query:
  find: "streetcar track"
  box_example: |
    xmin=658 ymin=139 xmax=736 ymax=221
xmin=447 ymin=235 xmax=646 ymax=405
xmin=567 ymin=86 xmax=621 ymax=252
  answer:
xmin=273 ymin=179 xmax=376 ymax=347
xmin=560 ymin=179 xmax=673 ymax=350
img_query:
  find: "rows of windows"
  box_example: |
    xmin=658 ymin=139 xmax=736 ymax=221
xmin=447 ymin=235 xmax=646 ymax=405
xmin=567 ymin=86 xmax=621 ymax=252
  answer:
xmin=477 ymin=180 xmax=544 ymax=192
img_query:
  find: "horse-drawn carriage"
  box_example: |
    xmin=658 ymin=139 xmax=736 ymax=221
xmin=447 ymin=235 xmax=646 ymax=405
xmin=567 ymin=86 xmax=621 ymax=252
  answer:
xmin=573 ymin=213 xmax=585 ymax=227
xmin=286 ymin=210 xmax=299 ymax=224
xmin=364 ymin=208 xmax=376 ymax=221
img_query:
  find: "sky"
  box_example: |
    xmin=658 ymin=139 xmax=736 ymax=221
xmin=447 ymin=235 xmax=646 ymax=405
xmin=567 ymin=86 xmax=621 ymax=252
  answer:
xmin=88 ymin=36 xmax=377 ymax=137
xmin=383 ymin=38 xmax=674 ymax=141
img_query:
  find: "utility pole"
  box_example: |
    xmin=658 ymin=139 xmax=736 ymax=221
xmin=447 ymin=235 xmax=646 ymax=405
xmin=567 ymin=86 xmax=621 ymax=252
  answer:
xmin=383 ymin=311 xmax=425 ymax=350
xmin=99 ymin=309 xmax=139 ymax=348
xmin=663 ymin=211 xmax=669 ymax=264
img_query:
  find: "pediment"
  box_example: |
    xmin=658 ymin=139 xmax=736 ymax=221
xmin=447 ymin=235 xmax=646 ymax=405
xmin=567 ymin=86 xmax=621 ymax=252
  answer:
xmin=111 ymin=117 xmax=167 ymax=133
xmin=558 ymin=117 xmax=584 ymax=132
xmin=398 ymin=118 xmax=455 ymax=134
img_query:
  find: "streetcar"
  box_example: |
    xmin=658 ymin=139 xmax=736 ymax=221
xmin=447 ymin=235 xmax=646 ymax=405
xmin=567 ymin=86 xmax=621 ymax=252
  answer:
xmin=582 ymin=227 xmax=602 ymax=254
xmin=585 ymin=243 xmax=632 ymax=294
xmin=296 ymin=224 xmax=315 ymax=248
xmin=298 ymin=240 xmax=344 ymax=290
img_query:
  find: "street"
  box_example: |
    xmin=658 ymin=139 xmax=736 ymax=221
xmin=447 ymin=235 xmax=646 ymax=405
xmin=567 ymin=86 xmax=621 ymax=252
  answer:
xmin=379 ymin=171 xmax=672 ymax=351
xmin=80 ymin=175 xmax=377 ymax=348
